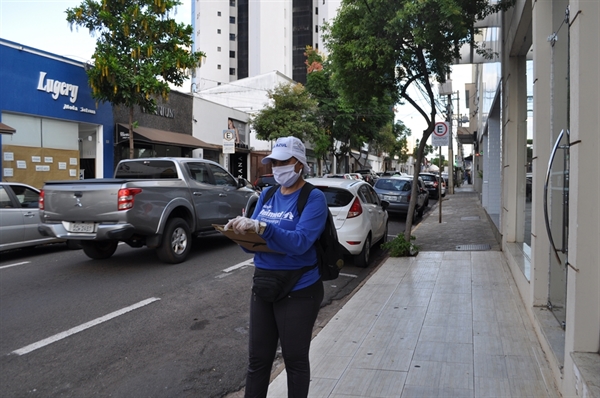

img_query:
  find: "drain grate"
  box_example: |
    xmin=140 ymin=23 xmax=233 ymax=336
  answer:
xmin=460 ymin=216 xmax=481 ymax=221
xmin=456 ymin=244 xmax=491 ymax=251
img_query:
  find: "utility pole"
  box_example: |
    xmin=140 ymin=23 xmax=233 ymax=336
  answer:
xmin=447 ymin=93 xmax=454 ymax=194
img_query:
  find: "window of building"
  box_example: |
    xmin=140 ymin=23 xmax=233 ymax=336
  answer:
xmin=217 ymin=29 xmax=221 ymax=34
xmin=230 ymin=16 xmax=235 ymax=24
xmin=315 ymin=25 xmax=318 ymax=33
xmin=217 ymin=46 xmax=221 ymax=52
xmin=229 ymin=51 xmax=236 ymax=58
xmin=217 ymin=64 xmax=221 ymax=70
xmin=217 ymin=11 xmax=221 ymax=16
xmin=315 ymin=7 xmax=318 ymax=15
xmin=229 ymin=68 xmax=236 ymax=76
xmin=315 ymin=43 xmax=319 ymax=50
xmin=230 ymin=33 xmax=236 ymax=41
xmin=230 ymin=0 xmax=236 ymax=6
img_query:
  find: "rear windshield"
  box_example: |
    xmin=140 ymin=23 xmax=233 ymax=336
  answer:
xmin=115 ymin=160 xmax=179 ymax=179
xmin=419 ymin=174 xmax=437 ymax=182
xmin=374 ymin=179 xmax=411 ymax=192
xmin=315 ymin=187 xmax=354 ymax=207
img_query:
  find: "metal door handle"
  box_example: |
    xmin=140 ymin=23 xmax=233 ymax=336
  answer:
xmin=544 ymin=129 xmax=570 ymax=264
xmin=23 ymin=212 xmax=35 ymax=218
xmin=193 ymin=192 xmax=202 ymax=196
xmin=219 ymin=193 xmax=227 ymax=197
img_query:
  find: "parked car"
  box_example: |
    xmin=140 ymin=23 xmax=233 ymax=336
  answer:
xmin=419 ymin=172 xmax=446 ymax=199
xmin=324 ymin=173 xmax=354 ymax=180
xmin=373 ymin=176 xmax=429 ymax=221
xmin=349 ymin=173 xmax=364 ymax=181
xmin=303 ymin=178 xmax=389 ymax=268
xmin=0 ymin=182 xmax=79 ymax=252
xmin=253 ymin=174 xmax=276 ymax=191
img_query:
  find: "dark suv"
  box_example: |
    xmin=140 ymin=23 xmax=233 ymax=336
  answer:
xmin=355 ymin=169 xmax=377 ymax=185
xmin=253 ymin=174 xmax=276 ymax=191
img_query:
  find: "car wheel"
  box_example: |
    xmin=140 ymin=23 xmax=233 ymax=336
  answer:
xmin=81 ymin=240 xmax=118 ymax=259
xmin=355 ymin=234 xmax=371 ymax=268
xmin=417 ymin=204 xmax=425 ymax=217
xmin=66 ymin=240 xmax=82 ymax=250
xmin=378 ymin=221 xmax=388 ymax=246
xmin=245 ymin=203 xmax=256 ymax=218
xmin=156 ymin=217 xmax=191 ymax=264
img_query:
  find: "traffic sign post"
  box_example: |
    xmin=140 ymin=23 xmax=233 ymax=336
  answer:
xmin=432 ymin=121 xmax=449 ymax=223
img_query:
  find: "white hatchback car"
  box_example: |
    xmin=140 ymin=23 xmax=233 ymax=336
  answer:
xmin=309 ymin=178 xmax=389 ymax=268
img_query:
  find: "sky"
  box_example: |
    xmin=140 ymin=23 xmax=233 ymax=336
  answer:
xmin=0 ymin=0 xmax=472 ymax=157
xmin=0 ymin=0 xmax=192 ymax=63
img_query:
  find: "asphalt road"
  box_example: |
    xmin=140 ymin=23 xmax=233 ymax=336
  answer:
xmin=0 ymin=199 xmax=435 ymax=398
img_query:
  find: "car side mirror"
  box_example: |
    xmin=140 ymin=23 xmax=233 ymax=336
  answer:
xmin=237 ymin=178 xmax=249 ymax=188
xmin=380 ymin=200 xmax=390 ymax=210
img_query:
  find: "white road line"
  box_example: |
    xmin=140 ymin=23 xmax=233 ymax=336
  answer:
xmin=0 ymin=261 xmax=30 ymax=270
xmin=11 ymin=297 xmax=161 ymax=356
xmin=222 ymin=259 xmax=254 ymax=273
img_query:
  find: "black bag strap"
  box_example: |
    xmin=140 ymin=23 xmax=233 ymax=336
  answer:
xmin=261 ymin=182 xmax=315 ymax=216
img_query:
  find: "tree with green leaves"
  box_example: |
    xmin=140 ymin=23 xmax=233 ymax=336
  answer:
xmin=304 ymin=46 xmax=395 ymax=173
xmin=325 ymin=0 xmax=514 ymax=238
xmin=250 ymin=83 xmax=322 ymax=145
xmin=66 ymin=0 xmax=205 ymax=159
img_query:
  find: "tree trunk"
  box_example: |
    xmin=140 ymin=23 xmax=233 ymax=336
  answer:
xmin=404 ymin=128 xmax=431 ymax=241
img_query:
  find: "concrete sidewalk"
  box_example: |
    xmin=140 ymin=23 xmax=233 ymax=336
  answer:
xmin=267 ymin=185 xmax=560 ymax=397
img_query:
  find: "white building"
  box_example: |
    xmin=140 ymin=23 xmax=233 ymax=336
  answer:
xmin=466 ymin=1 xmax=600 ymax=396
xmin=190 ymin=0 xmax=342 ymax=91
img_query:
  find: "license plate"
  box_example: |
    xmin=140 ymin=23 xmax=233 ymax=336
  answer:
xmin=66 ymin=222 xmax=95 ymax=233
xmin=383 ymin=195 xmax=398 ymax=202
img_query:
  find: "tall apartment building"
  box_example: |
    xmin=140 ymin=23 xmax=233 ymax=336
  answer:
xmin=191 ymin=0 xmax=341 ymax=91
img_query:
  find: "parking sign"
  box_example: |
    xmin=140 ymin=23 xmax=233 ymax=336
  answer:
xmin=432 ymin=122 xmax=449 ymax=146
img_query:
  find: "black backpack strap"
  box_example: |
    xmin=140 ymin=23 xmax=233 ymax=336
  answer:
xmin=261 ymin=185 xmax=280 ymax=205
xmin=297 ymin=182 xmax=315 ymax=215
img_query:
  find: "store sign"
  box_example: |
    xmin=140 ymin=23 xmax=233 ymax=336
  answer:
xmin=37 ymin=71 xmax=78 ymax=102
xmin=36 ymin=71 xmax=96 ymax=114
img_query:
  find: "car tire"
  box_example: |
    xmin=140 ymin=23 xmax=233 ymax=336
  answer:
xmin=81 ymin=240 xmax=118 ymax=260
xmin=417 ymin=204 xmax=425 ymax=217
xmin=378 ymin=221 xmax=388 ymax=246
xmin=245 ymin=203 xmax=256 ymax=218
xmin=355 ymin=234 xmax=371 ymax=268
xmin=66 ymin=240 xmax=82 ymax=250
xmin=156 ymin=217 xmax=191 ymax=264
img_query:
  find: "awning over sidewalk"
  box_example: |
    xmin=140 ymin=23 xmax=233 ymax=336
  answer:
xmin=117 ymin=123 xmax=221 ymax=150
xmin=0 ymin=122 xmax=16 ymax=134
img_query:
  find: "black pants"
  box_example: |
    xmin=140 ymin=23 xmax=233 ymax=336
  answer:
xmin=244 ymin=280 xmax=324 ymax=398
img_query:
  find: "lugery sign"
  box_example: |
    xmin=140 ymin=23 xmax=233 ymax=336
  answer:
xmin=37 ymin=71 xmax=79 ymax=103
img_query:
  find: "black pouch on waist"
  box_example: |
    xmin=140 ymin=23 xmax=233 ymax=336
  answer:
xmin=252 ymin=266 xmax=314 ymax=302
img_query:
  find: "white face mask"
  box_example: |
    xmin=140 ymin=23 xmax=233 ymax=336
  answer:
xmin=273 ymin=162 xmax=301 ymax=187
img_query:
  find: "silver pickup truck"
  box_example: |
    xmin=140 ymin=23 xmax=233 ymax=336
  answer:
xmin=38 ymin=158 xmax=258 ymax=263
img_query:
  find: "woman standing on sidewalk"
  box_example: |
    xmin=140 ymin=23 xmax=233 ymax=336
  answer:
xmin=225 ymin=136 xmax=328 ymax=397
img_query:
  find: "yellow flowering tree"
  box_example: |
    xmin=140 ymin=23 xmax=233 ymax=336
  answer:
xmin=66 ymin=0 xmax=205 ymax=158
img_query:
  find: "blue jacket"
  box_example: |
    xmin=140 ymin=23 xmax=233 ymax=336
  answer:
xmin=249 ymin=184 xmax=328 ymax=290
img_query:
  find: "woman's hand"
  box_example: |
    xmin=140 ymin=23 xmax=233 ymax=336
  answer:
xmin=224 ymin=216 xmax=260 ymax=234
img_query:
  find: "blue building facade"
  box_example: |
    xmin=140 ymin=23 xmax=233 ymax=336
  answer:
xmin=0 ymin=39 xmax=114 ymax=188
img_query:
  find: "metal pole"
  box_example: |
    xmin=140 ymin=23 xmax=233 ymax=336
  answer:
xmin=447 ymin=93 xmax=454 ymax=194
xmin=438 ymin=145 xmax=442 ymax=223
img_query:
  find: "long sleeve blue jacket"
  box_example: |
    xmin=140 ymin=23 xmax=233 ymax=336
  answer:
xmin=249 ymin=184 xmax=328 ymax=290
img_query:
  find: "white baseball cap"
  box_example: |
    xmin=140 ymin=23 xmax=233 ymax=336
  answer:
xmin=262 ymin=136 xmax=309 ymax=173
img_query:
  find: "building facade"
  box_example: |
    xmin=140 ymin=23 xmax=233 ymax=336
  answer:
xmin=191 ymin=0 xmax=338 ymax=91
xmin=470 ymin=1 xmax=599 ymax=396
